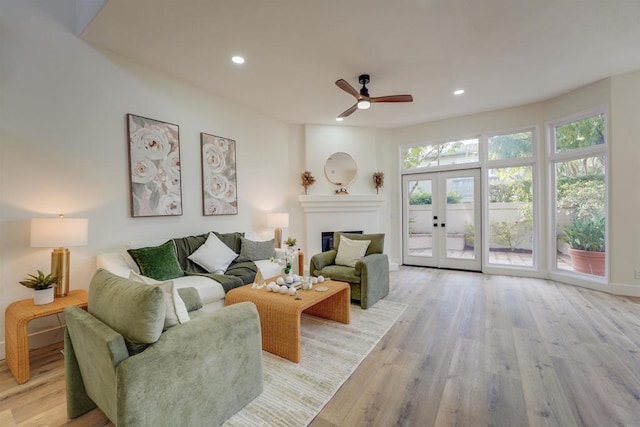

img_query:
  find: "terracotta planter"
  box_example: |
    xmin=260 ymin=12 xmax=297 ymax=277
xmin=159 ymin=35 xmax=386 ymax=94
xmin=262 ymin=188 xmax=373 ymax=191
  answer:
xmin=567 ymin=248 xmax=605 ymax=276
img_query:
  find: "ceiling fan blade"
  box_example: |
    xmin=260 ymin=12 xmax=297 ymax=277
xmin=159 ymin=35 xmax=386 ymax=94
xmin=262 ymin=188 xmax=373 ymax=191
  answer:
xmin=338 ymin=103 xmax=358 ymax=118
xmin=335 ymin=79 xmax=361 ymax=99
xmin=370 ymin=94 xmax=414 ymax=103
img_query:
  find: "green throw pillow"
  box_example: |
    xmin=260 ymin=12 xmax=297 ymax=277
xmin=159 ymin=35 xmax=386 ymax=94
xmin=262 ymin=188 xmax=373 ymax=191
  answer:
xmin=128 ymin=240 xmax=184 ymax=281
xmin=177 ymin=287 xmax=203 ymax=312
xmin=88 ymin=269 xmax=166 ymax=355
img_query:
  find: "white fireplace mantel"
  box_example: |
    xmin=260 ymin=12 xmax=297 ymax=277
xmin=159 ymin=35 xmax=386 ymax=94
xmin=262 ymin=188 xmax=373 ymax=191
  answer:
xmin=298 ymin=195 xmax=387 ymax=269
xmin=298 ymin=194 xmax=385 ymax=213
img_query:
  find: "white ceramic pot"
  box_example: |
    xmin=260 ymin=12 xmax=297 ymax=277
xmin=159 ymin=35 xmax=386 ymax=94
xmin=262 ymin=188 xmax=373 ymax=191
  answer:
xmin=33 ymin=287 xmax=54 ymax=305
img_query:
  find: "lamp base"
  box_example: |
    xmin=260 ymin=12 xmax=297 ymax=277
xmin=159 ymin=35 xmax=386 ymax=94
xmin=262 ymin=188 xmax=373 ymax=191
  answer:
xmin=274 ymin=228 xmax=283 ymax=249
xmin=51 ymin=247 xmax=70 ymax=297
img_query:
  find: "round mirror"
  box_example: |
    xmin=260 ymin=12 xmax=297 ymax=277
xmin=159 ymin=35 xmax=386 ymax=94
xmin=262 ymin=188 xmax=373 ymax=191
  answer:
xmin=324 ymin=152 xmax=357 ymax=186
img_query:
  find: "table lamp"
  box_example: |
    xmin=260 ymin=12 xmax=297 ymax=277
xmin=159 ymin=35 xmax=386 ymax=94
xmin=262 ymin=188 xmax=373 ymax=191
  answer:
xmin=31 ymin=215 xmax=88 ymax=297
xmin=267 ymin=213 xmax=289 ymax=248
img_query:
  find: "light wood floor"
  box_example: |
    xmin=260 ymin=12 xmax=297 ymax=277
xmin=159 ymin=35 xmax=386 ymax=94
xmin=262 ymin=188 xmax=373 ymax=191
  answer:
xmin=2 ymin=266 xmax=640 ymax=426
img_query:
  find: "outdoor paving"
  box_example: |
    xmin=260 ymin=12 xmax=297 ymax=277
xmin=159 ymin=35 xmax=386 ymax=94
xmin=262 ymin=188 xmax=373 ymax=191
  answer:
xmin=408 ymin=248 xmax=573 ymax=270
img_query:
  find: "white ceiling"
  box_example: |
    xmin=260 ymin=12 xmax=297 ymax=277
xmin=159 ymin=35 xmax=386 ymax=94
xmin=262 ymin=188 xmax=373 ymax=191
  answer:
xmin=82 ymin=0 xmax=640 ymax=129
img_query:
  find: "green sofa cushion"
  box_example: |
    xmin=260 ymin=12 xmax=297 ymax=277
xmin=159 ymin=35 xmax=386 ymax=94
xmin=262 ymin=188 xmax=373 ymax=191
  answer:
xmin=213 ymin=231 xmax=245 ymax=254
xmin=177 ymin=287 xmax=203 ymax=312
xmin=89 ymin=269 xmax=166 ymax=354
xmin=316 ymin=264 xmax=362 ymax=284
xmin=127 ymin=240 xmax=184 ymax=281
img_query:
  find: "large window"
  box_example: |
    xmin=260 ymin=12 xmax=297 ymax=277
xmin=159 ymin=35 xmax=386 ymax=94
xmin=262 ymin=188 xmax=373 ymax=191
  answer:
xmin=486 ymin=130 xmax=536 ymax=268
xmin=403 ymin=138 xmax=479 ymax=170
xmin=550 ymin=113 xmax=606 ymax=278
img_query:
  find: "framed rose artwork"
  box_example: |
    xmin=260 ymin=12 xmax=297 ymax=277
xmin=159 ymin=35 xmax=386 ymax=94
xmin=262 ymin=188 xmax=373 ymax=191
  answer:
xmin=200 ymin=133 xmax=238 ymax=215
xmin=127 ymin=114 xmax=182 ymax=217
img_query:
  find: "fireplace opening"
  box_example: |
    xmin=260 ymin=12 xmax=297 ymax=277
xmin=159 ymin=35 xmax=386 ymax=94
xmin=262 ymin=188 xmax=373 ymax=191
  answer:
xmin=321 ymin=230 xmax=363 ymax=252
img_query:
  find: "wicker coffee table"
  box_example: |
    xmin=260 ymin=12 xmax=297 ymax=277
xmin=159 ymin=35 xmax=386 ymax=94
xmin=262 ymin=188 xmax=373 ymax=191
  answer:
xmin=225 ymin=280 xmax=350 ymax=363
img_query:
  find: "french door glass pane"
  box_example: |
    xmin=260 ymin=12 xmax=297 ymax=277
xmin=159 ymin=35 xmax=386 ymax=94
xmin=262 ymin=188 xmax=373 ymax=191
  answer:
xmin=555 ymin=155 xmax=606 ymax=275
xmin=407 ymin=179 xmax=433 ymax=257
xmin=488 ymin=166 xmax=533 ymax=266
xmin=445 ymin=176 xmax=474 ymax=259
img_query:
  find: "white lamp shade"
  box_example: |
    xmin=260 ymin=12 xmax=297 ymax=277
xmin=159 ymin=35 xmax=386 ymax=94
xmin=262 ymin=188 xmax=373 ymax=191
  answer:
xmin=267 ymin=213 xmax=289 ymax=229
xmin=31 ymin=217 xmax=88 ymax=248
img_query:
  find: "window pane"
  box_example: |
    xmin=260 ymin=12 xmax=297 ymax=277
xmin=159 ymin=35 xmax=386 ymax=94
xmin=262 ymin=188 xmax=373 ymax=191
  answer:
xmin=403 ymin=144 xmax=438 ymax=169
xmin=555 ymin=114 xmax=605 ymax=153
xmin=407 ymin=179 xmax=433 ymax=258
xmin=488 ymin=167 xmax=533 ymax=266
xmin=439 ymin=139 xmax=479 ymax=166
xmin=555 ymin=156 xmax=606 ymax=276
xmin=488 ymin=131 xmax=533 ymax=160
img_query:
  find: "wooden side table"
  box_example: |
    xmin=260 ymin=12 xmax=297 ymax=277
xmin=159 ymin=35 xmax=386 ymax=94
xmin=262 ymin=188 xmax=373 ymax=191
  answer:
xmin=5 ymin=289 xmax=88 ymax=384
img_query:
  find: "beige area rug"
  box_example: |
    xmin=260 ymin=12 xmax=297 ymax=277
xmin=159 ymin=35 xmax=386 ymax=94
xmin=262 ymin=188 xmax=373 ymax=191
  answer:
xmin=223 ymin=299 xmax=407 ymax=427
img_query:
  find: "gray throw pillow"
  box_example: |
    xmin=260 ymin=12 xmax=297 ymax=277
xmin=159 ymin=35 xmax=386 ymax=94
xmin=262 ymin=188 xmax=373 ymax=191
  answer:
xmin=236 ymin=237 xmax=276 ymax=262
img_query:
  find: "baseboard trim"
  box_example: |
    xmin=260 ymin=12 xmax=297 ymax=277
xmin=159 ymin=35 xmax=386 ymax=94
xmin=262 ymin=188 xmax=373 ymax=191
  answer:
xmin=0 ymin=325 xmax=65 ymax=361
xmin=610 ymin=282 xmax=640 ymax=297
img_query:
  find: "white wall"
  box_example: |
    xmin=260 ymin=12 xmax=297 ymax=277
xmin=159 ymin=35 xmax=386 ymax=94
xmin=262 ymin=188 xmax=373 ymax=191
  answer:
xmin=0 ymin=0 xmax=295 ymax=358
xmin=610 ymin=71 xmax=640 ymax=290
xmin=301 ymin=125 xmax=395 ymax=263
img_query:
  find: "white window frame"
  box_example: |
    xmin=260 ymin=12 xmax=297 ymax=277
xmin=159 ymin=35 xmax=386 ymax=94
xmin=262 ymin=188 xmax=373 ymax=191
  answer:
xmin=546 ymin=106 xmax=609 ymax=285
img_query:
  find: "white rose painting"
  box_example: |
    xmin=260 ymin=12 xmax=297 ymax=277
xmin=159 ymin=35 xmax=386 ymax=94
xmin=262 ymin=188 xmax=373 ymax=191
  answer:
xmin=200 ymin=133 xmax=238 ymax=215
xmin=127 ymin=114 xmax=182 ymax=217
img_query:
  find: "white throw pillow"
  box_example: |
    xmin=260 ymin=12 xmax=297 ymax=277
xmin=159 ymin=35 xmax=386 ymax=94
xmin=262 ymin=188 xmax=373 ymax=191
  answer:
xmin=188 ymin=232 xmax=238 ymax=274
xmin=129 ymin=271 xmax=190 ymax=328
xmin=335 ymin=235 xmax=371 ymax=267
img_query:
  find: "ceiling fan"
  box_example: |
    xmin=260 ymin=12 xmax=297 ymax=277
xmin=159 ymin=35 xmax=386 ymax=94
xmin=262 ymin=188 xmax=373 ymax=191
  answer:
xmin=335 ymin=74 xmax=413 ymax=119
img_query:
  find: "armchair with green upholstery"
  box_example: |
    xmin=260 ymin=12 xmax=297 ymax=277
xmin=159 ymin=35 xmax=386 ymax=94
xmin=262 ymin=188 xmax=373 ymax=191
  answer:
xmin=310 ymin=232 xmax=389 ymax=309
xmin=64 ymin=269 xmax=263 ymax=426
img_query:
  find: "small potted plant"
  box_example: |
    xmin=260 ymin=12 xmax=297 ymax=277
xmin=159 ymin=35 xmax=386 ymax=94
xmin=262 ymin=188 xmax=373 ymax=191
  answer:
xmin=562 ymin=214 xmax=605 ymax=276
xmin=19 ymin=270 xmax=58 ymax=305
xmin=284 ymin=237 xmax=297 ymax=248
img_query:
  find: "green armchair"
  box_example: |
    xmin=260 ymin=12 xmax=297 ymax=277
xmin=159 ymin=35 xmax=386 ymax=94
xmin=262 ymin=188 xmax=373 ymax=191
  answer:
xmin=64 ymin=269 xmax=263 ymax=426
xmin=310 ymin=232 xmax=389 ymax=309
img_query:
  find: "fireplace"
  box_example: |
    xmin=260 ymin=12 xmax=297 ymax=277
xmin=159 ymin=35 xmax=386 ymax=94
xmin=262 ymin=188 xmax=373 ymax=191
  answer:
xmin=321 ymin=230 xmax=363 ymax=252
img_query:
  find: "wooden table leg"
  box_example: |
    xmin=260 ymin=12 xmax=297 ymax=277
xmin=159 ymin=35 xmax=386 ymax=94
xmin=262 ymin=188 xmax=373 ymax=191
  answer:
xmin=5 ymin=313 xmax=30 ymax=384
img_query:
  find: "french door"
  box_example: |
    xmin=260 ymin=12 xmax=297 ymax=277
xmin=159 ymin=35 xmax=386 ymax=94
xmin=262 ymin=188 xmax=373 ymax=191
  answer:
xmin=402 ymin=169 xmax=481 ymax=271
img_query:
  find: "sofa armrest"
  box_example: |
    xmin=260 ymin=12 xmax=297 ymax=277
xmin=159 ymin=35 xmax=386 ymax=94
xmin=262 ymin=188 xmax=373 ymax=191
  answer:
xmin=116 ymin=302 xmax=263 ymax=427
xmin=311 ymin=250 xmax=337 ymax=274
xmin=64 ymin=306 xmax=129 ymax=421
xmin=355 ymin=253 xmax=390 ymax=309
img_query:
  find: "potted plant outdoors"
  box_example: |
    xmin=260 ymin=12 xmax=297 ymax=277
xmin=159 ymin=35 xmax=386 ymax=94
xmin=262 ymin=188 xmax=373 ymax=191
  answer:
xmin=19 ymin=270 xmax=58 ymax=305
xmin=562 ymin=214 xmax=605 ymax=276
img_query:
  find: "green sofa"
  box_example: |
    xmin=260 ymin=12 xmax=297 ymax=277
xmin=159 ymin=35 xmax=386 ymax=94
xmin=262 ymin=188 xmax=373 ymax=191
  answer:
xmin=310 ymin=232 xmax=389 ymax=309
xmin=64 ymin=269 xmax=263 ymax=426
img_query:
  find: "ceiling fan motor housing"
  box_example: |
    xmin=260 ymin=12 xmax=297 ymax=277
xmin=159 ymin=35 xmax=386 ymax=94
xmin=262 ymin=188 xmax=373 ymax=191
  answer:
xmin=359 ymin=74 xmax=370 ymax=97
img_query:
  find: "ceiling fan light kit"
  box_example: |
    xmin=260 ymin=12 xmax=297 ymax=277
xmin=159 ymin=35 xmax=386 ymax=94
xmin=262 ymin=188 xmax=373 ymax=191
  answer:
xmin=335 ymin=74 xmax=413 ymax=119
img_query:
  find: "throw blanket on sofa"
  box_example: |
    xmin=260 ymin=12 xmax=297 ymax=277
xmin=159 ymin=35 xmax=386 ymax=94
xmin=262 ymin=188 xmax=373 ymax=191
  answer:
xmin=173 ymin=234 xmax=257 ymax=293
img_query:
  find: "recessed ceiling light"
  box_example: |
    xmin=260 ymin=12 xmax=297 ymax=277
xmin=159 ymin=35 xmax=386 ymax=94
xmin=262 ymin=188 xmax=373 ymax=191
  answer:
xmin=231 ymin=56 xmax=245 ymax=64
xmin=336 ymin=117 xmax=344 ymax=122
xmin=454 ymin=89 xmax=465 ymax=95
